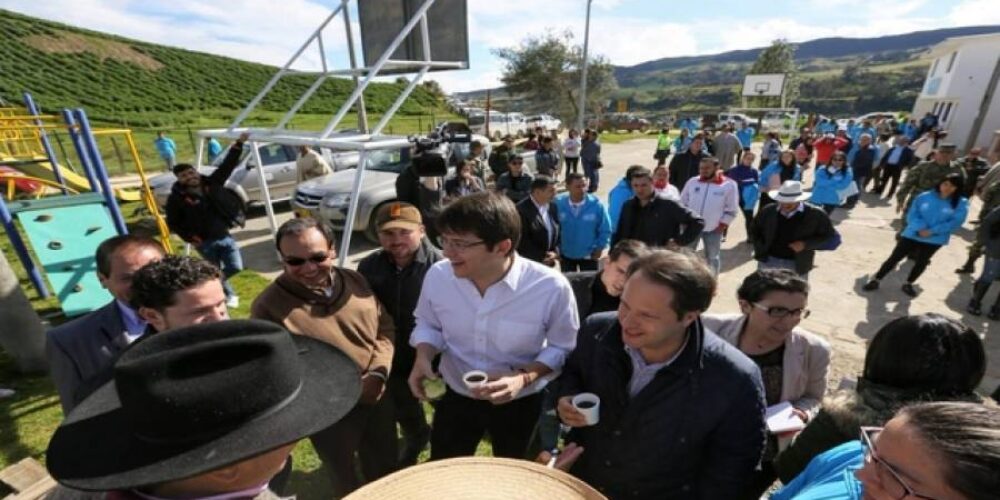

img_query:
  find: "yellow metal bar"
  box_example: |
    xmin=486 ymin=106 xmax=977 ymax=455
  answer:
xmin=90 ymin=129 xmax=134 ymax=135
xmin=0 ymin=115 xmax=61 ymax=121
xmin=123 ymin=131 xmax=173 ymax=253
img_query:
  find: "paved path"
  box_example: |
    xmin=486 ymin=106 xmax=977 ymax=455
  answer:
xmin=232 ymin=137 xmax=999 ymax=394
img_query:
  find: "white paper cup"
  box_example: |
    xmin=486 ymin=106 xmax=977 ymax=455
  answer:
xmin=572 ymin=393 xmax=601 ymax=426
xmin=462 ymin=370 xmax=489 ymax=390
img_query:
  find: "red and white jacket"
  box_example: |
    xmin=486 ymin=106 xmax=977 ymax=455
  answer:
xmin=680 ymin=173 xmax=739 ymax=232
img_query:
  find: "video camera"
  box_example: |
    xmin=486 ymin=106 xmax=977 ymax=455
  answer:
xmin=410 ymin=125 xmax=472 ymax=177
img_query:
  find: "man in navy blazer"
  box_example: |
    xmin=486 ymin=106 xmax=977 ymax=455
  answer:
xmin=46 ymin=235 xmax=165 ymax=413
xmin=516 ymin=175 xmax=561 ymax=267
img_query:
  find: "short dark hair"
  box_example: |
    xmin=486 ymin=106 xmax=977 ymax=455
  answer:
xmin=863 ymin=313 xmax=985 ymax=397
xmin=131 ymin=256 xmax=222 ymax=311
xmin=530 ymin=175 xmax=556 ymax=192
xmin=508 ymin=154 xmax=524 ymax=165
xmin=172 ymin=163 xmax=195 ymax=176
xmin=95 ymin=235 xmax=165 ymax=277
xmin=736 ymin=269 xmax=810 ymax=303
xmin=624 ymin=164 xmax=645 ymax=181
xmin=898 ymin=402 xmax=1000 ymax=499
xmin=700 ymin=156 xmax=720 ymax=167
xmin=541 ymin=136 xmax=553 ymax=144
xmin=626 ymin=249 xmax=716 ymax=317
xmin=629 ymin=166 xmax=652 ymax=182
xmin=565 ymin=172 xmax=586 ymax=185
xmin=436 ymin=191 xmax=520 ymax=255
xmin=608 ymin=239 xmax=650 ymax=263
xmin=470 ymin=140 xmax=484 ymax=150
xmin=275 ymin=217 xmax=336 ymax=253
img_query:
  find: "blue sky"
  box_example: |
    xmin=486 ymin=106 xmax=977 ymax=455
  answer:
xmin=5 ymin=0 xmax=998 ymax=92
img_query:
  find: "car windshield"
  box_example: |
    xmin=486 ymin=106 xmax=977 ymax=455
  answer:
xmin=365 ymin=147 xmax=411 ymax=173
xmin=468 ymin=115 xmax=486 ymax=126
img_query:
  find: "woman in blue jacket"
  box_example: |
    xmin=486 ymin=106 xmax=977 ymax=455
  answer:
xmin=772 ymin=401 xmax=1000 ymax=500
xmin=863 ymin=173 xmax=968 ymax=297
xmin=759 ymin=150 xmax=801 ymax=209
xmin=810 ymin=152 xmax=854 ymax=215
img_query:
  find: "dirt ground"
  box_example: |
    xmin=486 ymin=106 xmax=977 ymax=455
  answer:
xmin=232 ymin=137 xmax=1000 ymax=396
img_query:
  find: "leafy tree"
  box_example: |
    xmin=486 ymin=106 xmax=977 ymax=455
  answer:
xmin=493 ymin=30 xmax=617 ymax=124
xmin=748 ymin=39 xmax=799 ymax=107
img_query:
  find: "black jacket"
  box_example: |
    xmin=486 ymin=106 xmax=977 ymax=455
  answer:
xmin=357 ymin=238 xmax=442 ymax=378
xmin=516 ymin=196 xmax=560 ymax=263
xmin=165 ymin=143 xmax=243 ymax=243
xmin=611 ymin=197 xmax=704 ymax=248
xmin=750 ymin=202 xmax=835 ymax=274
xmin=668 ymin=149 xmax=710 ymax=190
xmin=565 ymin=270 xmax=619 ymax=321
xmin=878 ymin=146 xmax=916 ymax=168
xmin=559 ymin=313 xmax=766 ymax=499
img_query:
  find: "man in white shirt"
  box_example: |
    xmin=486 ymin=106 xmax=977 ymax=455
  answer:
xmin=680 ymin=157 xmax=739 ymax=275
xmin=408 ymin=191 xmax=580 ymax=459
xmin=296 ymin=145 xmax=332 ymax=183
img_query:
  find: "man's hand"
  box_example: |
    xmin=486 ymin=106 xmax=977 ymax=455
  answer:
xmin=473 ymin=374 xmax=527 ymax=405
xmin=535 ymin=443 xmax=584 ymax=472
xmin=788 ymin=241 xmax=806 ymax=253
xmin=543 ymin=251 xmax=559 ymax=267
xmin=918 ymin=229 xmax=932 ymax=238
xmin=407 ymin=354 xmax=437 ymax=401
xmin=557 ymin=396 xmax=589 ymax=427
xmin=359 ymin=373 xmax=386 ymax=405
xmin=590 ymin=249 xmax=603 ymax=261
xmin=716 ymin=222 xmax=729 ymax=234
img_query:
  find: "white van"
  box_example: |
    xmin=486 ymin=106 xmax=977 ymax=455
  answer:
xmin=468 ymin=112 xmax=513 ymax=140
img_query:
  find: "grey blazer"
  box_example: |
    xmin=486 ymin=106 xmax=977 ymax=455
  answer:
xmin=46 ymin=302 xmax=130 ymax=413
xmin=701 ymin=313 xmax=831 ymax=419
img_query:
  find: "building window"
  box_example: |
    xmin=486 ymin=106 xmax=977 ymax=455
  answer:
xmin=942 ymin=102 xmax=954 ymax=123
xmin=946 ymin=51 xmax=958 ymax=73
xmin=931 ymin=58 xmax=940 ymax=77
xmin=932 ymin=101 xmax=941 ymax=115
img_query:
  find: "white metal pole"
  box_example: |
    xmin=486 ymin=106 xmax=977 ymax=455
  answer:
xmin=338 ymin=149 xmax=368 ymax=267
xmin=250 ymin=141 xmax=280 ymax=260
xmin=576 ymin=0 xmax=593 ymax=131
xmin=195 ymin=138 xmax=205 ymax=168
xmin=342 ymin=1 xmax=369 ymax=133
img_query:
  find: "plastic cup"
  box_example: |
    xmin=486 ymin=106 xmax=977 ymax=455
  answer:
xmin=572 ymin=393 xmax=601 ymax=426
xmin=462 ymin=370 xmax=489 ymax=390
xmin=421 ymin=376 xmax=446 ymax=401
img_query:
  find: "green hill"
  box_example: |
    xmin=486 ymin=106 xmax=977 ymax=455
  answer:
xmin=0 ymin=9 xmax=446 ymax=127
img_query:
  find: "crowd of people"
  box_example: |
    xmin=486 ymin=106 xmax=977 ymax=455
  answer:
xmin=37 ymin=118 xmax=1000 ymax=500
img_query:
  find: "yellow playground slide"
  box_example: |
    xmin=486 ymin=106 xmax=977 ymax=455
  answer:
xmin=2 ymin=155 xmax=141 ymax=201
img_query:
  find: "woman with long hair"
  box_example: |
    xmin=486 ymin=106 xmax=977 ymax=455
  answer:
xmin=758 ymin=150 xmax=802 ymax=209
xmin=862 ymin=173 xmax=968 ymax=297
xmin=810 ymin=152 xmax=854 ymax=215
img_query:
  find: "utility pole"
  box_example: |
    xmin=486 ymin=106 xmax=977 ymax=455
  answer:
xmin=576 ymin=0 xmax=593 ymax=131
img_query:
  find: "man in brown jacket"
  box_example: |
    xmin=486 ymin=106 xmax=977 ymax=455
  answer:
xmin=251 ymin=217 xmax=395 ymax=496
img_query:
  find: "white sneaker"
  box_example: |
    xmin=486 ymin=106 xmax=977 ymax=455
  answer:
xmin=226 ymin=296 xmax=240 ymax=309
xmin=0 ymin=388 xmax=15 ymax=399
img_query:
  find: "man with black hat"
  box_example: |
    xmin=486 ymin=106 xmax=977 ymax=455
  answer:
xmin=45 ymin=320 xmax=360 ymax=500
xmin=895 ymin=143 xmax=966 ymax=214
xmin=357 ymin=202 xmax=442 ymax=467
xmin=251 ymin=217 xmax=395 ymax=496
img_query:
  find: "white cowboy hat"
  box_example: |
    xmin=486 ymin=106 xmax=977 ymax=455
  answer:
xmin=772 ymin=180 xmax=811 ymax=203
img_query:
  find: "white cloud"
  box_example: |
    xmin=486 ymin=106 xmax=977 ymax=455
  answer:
xmin=948 ymin=0 xmax=1000 ymax=25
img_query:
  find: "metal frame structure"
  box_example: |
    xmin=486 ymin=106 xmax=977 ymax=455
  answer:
xmin=196 ymin=0 xmax=466 ymax=266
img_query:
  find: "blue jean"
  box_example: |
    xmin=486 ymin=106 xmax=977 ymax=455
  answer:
xmin=196 ymin=235 xmax=243 ymax=298
xmin=758 ymin=256 xmax=808 ymax=280
xmin=583 ymin=160 xmax=600 ymax=192
xmin=689 ymin=230 xmax=723 ymax=275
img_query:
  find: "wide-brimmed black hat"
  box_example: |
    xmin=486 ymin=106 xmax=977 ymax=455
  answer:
xmin=46 ymin=319 xmax=361 ymax=491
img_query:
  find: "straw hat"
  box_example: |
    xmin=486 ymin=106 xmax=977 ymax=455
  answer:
xmin=344 ymin=457 xmax=607 ymax=500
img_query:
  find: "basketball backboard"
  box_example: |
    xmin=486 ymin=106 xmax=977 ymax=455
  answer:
xmin=741 ymin=74 xmax=786 ymax=97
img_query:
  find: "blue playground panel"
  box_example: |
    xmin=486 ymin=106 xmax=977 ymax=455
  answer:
xmin=18 ymin=202 xmax=115 ymax=317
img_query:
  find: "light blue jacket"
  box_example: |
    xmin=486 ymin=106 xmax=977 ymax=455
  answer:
xmin=607 ymin=178 xmax=634 ymax=233
xmin=771 ymin=441 xmax=863 ymax=500
xmin=555 ymin=193 xmax=612 ymax=259
xmin=672 ymin=135 xmax=693 ymax=154
xmin=207 ymin=138 xmax=222 ymax=160
xmin=901 ymin=190 xmax=969 ymax=246
xmin=811 ymin=166 xmax=854 ymax=206
xmin=154 ymin=136 xmax=177 ymax=159
xmin=736 ymin=127 xmax=756 ymax=148
xmin=758 ymin=162 xmax=802 ymax=191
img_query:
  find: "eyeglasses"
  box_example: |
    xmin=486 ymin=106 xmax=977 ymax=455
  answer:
xmin=282 ymin=253 xmax=330 ymax=266
xmin=860 ymin=427 xmax=940 ymax=500
xmin=751 ymin=302 xmax=810 ymax=319
xmin=436 ymin=236 xmax=486 ymax=251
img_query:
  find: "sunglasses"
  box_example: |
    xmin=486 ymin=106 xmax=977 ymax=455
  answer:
xmin=282 ymin=253 xmax=330 ymax=266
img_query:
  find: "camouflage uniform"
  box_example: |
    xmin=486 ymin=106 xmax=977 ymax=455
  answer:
xmin=895 ymin=159 xmax=966 ymax=212
xmin=962 ymin=165 xmax=1000 ymax=265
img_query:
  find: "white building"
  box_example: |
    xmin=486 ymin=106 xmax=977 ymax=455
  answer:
xmin=912 ymin=32 xmax=1000 ymax=153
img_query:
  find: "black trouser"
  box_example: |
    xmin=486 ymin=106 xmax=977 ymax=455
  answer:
xmin=874 ymin=237 xmax=942 ymax=284
xmin=430 ymin=388 xmax=542 ymax=460
xmin=561 ymin=257 xmax=598 ymax=272
xmin=822 ymin=204 xmax=837 ymax=215
xmin=564 ymin=157 xmax=579 ymax=176
xmin=876 ymin=164 xmax=903 ymax=197
xmin=310 ymin=394 xmax=398 ymax=496
xmin=741 ymin=208 xmax=754 ymax=240
xmin=388 ymin=375 xmax=430 ymax=464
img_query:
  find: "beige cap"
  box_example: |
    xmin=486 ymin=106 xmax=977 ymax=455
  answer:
xmin=375 ymin=202 xmax=422 ymax=231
